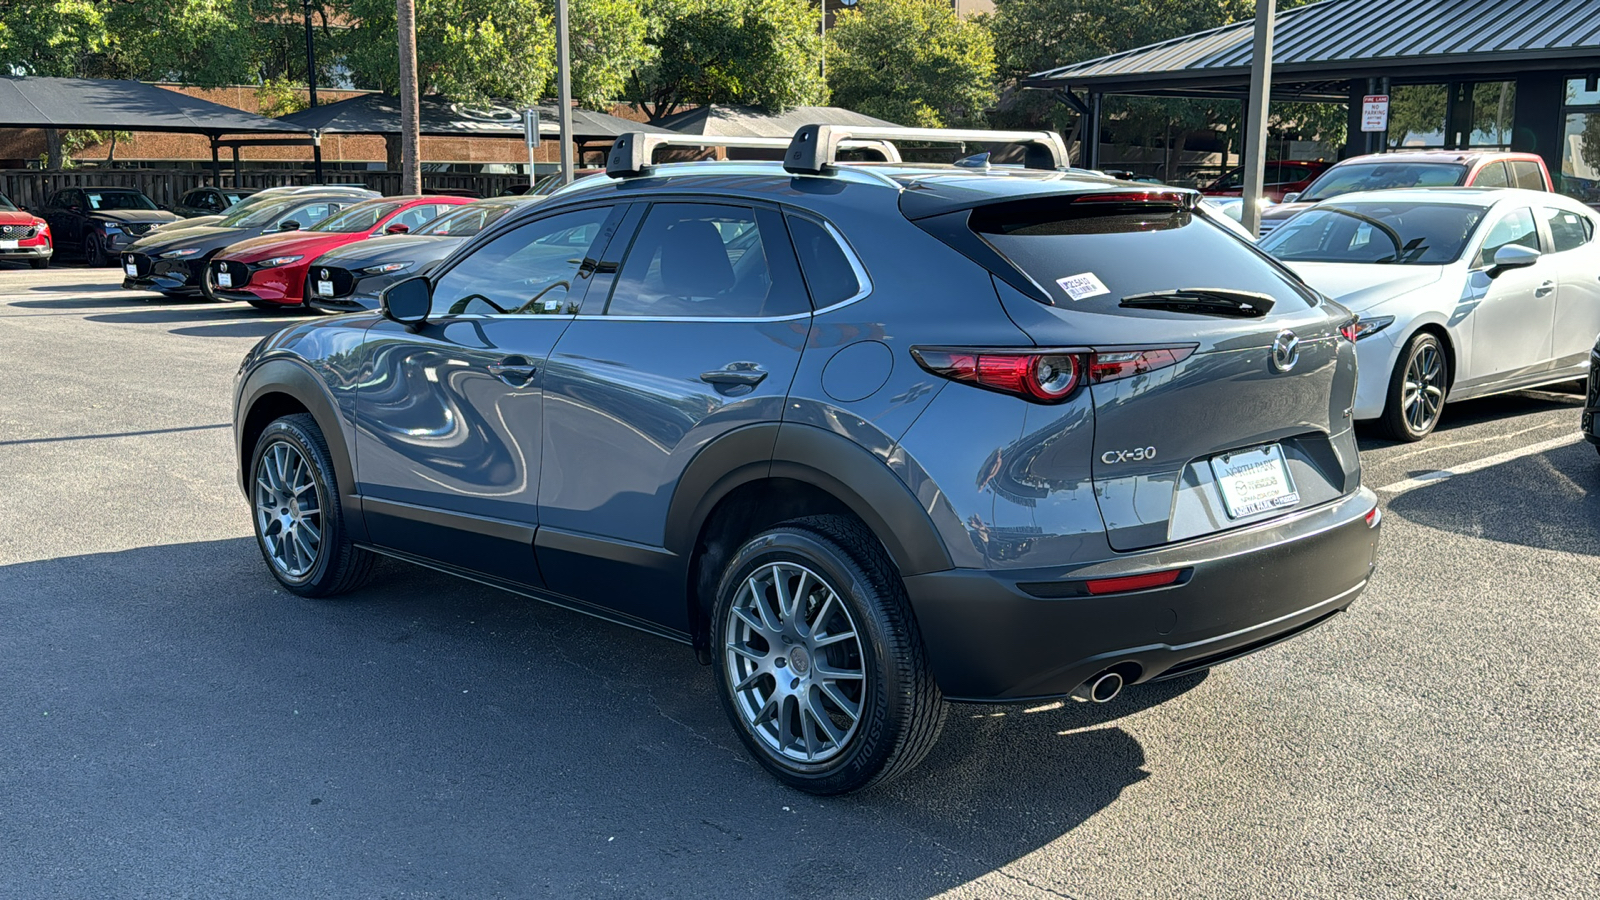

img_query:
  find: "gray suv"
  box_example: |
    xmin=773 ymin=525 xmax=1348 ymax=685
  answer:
xmin=234 ymin=126 xmax=1382 ymax=794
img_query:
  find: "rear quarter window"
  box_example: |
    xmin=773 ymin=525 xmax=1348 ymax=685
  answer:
xmin=1471 ymin=161 xmax=1510 ymax=188
xmin=785 ymin=214 xmax=864 ymax=307
xmin=1510 ymin=160 xmax=1546 ymax=190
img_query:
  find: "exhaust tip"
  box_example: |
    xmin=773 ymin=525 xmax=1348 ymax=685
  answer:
xmin=1070 ymin=670 xmax=1125 ymax=704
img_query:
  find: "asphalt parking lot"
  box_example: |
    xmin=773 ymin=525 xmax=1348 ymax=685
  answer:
xmin=2 ymin=264 xmax=1596 ymax=899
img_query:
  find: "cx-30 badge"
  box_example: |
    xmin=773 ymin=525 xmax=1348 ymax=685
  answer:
xmin=1101 ymin=446 xmax=1156 ymax=464
xmin=1271 ymin=329 xmax=1300 ymax=373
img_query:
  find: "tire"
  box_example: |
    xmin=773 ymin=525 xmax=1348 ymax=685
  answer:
xmin=30 ymin=257 xmax=49 ymax=269
xmin=248 ymin=413 xmax=375 ymax=597
xmin=711 ymin=514 xmax=945 ymax=795
xmin=1379 ymin=331 xmax=1448 ymax=442
xmin=83 ymin=235 xmax=105 ymax=267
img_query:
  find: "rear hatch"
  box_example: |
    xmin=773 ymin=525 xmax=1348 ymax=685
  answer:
xmin=910 ymin=185 xmax=1360 ymax=551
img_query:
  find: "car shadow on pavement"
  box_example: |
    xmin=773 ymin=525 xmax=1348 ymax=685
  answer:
xmin=1356 ymin=389 xmax=1585 ymax=450
xmin=0 ymin=537 xmax=1175 ymax=899
xmin=9 ymin=293 xmax=168 ymax=310
xmin=1385 ymin=440 xmax=1600 ymax=556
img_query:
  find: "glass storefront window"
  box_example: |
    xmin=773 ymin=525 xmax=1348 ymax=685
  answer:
xmin=1561 ymin=78 xmax=1600 ymax=207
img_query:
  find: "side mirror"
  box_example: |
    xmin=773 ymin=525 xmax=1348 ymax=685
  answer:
xmin=280 ymin=220 xmax=302 ymax=232
xmin=384 ymin=222 xmax=411 ymax=235
xmin=1487 ymin=243 xmax=1539 ymax=277
xmin=381 ymin=275 xmax=432 ymax=326
xmin=1282 ymin=192 xmax=1302 ymax=203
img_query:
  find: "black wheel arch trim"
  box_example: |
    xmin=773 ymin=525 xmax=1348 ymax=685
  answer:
xmin=664 ymin=422 xmax=955 ymax=578
xmin=236 ymin=357 xmax=364 ymax=541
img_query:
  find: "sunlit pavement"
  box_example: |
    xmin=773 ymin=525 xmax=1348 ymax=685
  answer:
xmin=2 ymin=264 xmax=1595 ymax=899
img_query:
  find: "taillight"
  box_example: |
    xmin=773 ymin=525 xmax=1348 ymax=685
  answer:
xmin=1339 ymin=317 xmax=1360 ymax=342
xmin=912 ymin=345 xmax=1194 ymax=402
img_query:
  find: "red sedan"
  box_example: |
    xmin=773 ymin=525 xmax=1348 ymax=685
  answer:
xmin=207 ymin=196 xmax=472 ymax=309
xmin=0 ymin=192 xmax=53 ymax=268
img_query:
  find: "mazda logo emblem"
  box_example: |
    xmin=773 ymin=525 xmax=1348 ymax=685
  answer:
xmin=320 ymin=269 xmax=329 ymax=280
xmin=1270 ymin=329 xmax=1300 ymax=373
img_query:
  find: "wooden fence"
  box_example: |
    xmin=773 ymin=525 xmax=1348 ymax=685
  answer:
xmin=0 ymin=169 xmax=529 ymax=209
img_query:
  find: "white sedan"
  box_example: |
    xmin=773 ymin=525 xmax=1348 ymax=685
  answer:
xmin=1259 ymin=187 xmax=1600 ymax=440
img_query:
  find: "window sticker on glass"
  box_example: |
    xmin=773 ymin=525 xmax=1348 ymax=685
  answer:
xmin=1056 ymin=272 xmax=1110 ymax=301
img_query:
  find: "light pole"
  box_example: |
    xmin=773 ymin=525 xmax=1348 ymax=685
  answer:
xmin=1240 ymin=0 xmax=1275 ymax=236
xmin=302 ymin=0 xmax=317 ymax=108
xmin=555 ymin=0 xmax=574 ymax=185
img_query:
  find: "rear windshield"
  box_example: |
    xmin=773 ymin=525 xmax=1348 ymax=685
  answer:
xmin=1300 ymin=162 xmax=1467 ymax=201
xmin=421 ymin=202 xmax=518 ymax=236
xmin=86 ymin=190 xmax=158 ymax=211
xmin=1260 ymin=201 xmax=1486 ymax=265
xmin=314 ymin=200 xmax=404 ymax=233
xmin=969 ymin=197 xmax=1316 ymax=312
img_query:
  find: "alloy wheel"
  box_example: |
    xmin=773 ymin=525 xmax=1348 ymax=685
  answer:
xmin=724 ymin=562 xmax=866 ymax=765
xmin=253 ymin=439 xmax=324 ymax=579
xmin=1401 ymin=341 xmax=1446 ymax=435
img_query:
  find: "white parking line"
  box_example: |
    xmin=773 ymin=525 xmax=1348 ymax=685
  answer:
xmin=1377 ymin=433 xmax=1586 ymax=494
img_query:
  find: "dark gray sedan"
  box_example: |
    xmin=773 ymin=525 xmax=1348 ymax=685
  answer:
xmin=121 ymin=194 xmax=350 ymax=297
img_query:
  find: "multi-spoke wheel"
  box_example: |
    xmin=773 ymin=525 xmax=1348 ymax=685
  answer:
xmin=1380 ymin=332 xmax=1448 ymax=441
xmin=248 ymin=414 xmax=374 ymax=596
xmin=712 ymin=515 xmax=945 ymax=795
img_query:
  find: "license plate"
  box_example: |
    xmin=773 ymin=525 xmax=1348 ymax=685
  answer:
xmin=124 ymin=262 xmax=138 ymax=277
xmin=1210 ymin=443 xmax=1299 ymax=519
xmin=217 ymin=270 xmax=233 ymax=288
xmin=316 ymin=280 xmax=334 ymax=297
xmin=0 ymin=239 xmax=17 ymax=249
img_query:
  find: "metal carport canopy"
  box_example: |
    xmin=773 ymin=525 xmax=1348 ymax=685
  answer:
xmin=274 ymin=93 xmax=674 ymax=141
xmin=1022 ymin=0 xmax=1600 ymax=99
xmin=0 ymin=76 xmax=306 ymax=134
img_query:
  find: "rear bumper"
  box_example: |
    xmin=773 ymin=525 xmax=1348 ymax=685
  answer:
xmin=903 ymin=488 xmax=1382 ymax=702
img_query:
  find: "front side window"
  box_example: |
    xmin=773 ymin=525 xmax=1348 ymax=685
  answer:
xmin=421 ymin=203 xmax=517 ymax=236
xmin=1541 ymin=206 xmax=1593 ymax=253
xmin=1474 ymin=207 xmax=1540 ymax=267
xmin=430 ymin=207 xmax=613 ymax=318
xmin=284 ymin=202 xmax=337 ymax=228
xmin=605 ymin=203 xmax=808 ymax=318
xmin=1510 ymin=161 xmax=1545 ymax=190
xmin=1261 ymin=201 xmax=1487 ymax=265
xmin=387 ymin=203 xmax=451 ymax=232
xmin=1472 ymin=161 xmax=1510 ymax=188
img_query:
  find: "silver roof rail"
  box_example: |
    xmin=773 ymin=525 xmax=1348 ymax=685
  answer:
xmin=606 ymin=133 xmax=900 ymax=178
xmin=783 ymin=124 xmax=1068 ymax=176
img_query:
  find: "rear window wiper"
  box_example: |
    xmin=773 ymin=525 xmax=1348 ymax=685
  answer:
xmin=1119 ymin=288 xmax=1276 ymax=318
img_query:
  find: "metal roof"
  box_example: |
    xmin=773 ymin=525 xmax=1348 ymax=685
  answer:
xmin=1025 ymin=0 xmax=1600 ymax=95
xmin=276 ymin=94 xmax=673 ymax=141
xmin=654 ymin=105 xmax=900 ymax=137
xmin=0 ymin=77 xmax=304 ymax=134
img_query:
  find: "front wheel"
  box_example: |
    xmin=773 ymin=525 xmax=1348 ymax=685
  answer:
xmin=711 ymin=515 xmax=945 ymax=795
xmin=1379 ymin=332 xmax=1448 ymax=441
xmin=83 ymin=235 xmax=106 ymax=267
xmin=30 ymin=257 xmax=49 ymax=269
xmin=249 ymin=414 xmax=375 ymax=597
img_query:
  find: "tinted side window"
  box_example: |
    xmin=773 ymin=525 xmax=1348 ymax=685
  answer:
xmin=1476 ymin=207 xmax=1539 ymax=267
xmin=1472 ymin=161 xmax=1510 ymax=188
xmin=1543 ymin=206 xmax=1594 ymax=253
xmin=786 ymin=215 xmax=863 ymax=307
xmin=390 ymin=203 xmax=450 ymax=231
xmin=286 ymin=202 xmax=337 ymax=227
xmin=605 ymin=203 xmax=808 ymax=318
xmin=430 ymin=207 xmax=612 ymax=317
xmin=1511 ymin=161 xmax=1545 ymax=190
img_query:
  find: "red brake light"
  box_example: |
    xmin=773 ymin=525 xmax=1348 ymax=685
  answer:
xmin=913 ymin=345 xmax=1194 ymax=401
xmin=1339 ymin=318 xmax=1360 ymax=342
xmin=1070 ymin=190 xmax=1191 ymax=208
xmin=1085 ymin=569 xmax=1183 ymax=595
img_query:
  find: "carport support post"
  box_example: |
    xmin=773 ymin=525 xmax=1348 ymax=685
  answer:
xmin=312 ymin=131 xmax=324 ymax=183
xmin=210 ymin=136 xmax=221 ymax=184
xmin=1084 ymin=92 xmax=1102 ymax=169
xmin=1240 ymin=0 xmax=1276 ymax=236
xmin=555 ymin=0 xmax=575 ymax=185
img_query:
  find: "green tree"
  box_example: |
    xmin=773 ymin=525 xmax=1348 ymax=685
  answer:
xmin=567 ymin=0 xmax=649 ymax=110
xmin=342 ymin=0 xmax=557 ymax=105
xmin=826 ymin=0 xmax=995 ymax=127
xmin=628 ymin=0 xmax=826 ymax=122
xmin=0 ymin=0 xmax=115 ymax=77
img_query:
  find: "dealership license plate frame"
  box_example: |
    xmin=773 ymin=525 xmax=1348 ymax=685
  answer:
xmin=316 ymin=280 xmax=333 ymax=297
xmin=123 ymin=261 xmax=137 ymax=277
xmin=1 ymin=239 xmax=18 ymax=250
xmin=1210 ymin=443 xmax=1300 ymax=519
xmin=217 ymin=270 xmax=233 ymax=288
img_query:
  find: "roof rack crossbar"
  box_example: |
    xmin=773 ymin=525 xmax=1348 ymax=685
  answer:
xmin=783 ymin=125 xmax=1068 ymax=176
xmin=606 ymin=132 xmax=900 ymax=178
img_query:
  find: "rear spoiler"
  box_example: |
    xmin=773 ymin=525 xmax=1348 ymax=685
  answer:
xmin=606 ymin=133 xmax=900 ymax=179
xmin=783 ymin=125 xmax=1068 ymax=176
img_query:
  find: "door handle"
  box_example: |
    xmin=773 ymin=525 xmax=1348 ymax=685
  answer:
xmin=488 ymin=356 xmax=538 ymax=384
xmin=700 ymin=363 xmax=768 ymax=387
xmin=1535 ymin=280 xmax=1555 ymax=296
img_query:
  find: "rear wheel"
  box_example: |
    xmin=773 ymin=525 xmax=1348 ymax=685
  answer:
xmin=711 ymin=515 xmax=945 ymax=795
xmin=1379 ymin=332 xmax=1448 ymax=442
xmin=249 ymin=414 xmax=375 ymax=597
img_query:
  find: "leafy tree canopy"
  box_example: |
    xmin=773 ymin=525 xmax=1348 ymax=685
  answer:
xmin=826 ymin=0 xmax=996 ymax=128
xmin=629 ymin=0 xmax=825 ymax=122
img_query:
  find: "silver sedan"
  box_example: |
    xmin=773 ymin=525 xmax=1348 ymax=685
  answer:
xmin=1260 ymin=187 xmax=1600 ymax=440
